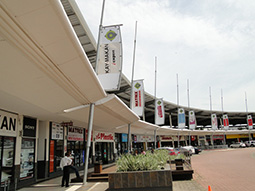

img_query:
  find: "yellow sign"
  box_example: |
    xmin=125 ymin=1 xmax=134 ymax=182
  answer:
xmin=226 ymin=134 xmax=249 ymax=139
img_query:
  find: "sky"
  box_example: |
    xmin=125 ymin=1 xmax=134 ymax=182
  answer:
xmin=76 ymin=0 xmax=255 ymax=113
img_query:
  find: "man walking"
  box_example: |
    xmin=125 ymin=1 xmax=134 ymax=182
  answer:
xmin=60 ymin=152 xmax=72 ymax=187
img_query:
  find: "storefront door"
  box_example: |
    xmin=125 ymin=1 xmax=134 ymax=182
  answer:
xmin=0 ymin=136 xmax=15 ymax=190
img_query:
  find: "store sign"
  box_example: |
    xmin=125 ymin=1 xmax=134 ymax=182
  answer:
xmin=121 ymin=134 xmax=128 ymax=142
xmin=95 ymin=132 xmax=114 ymax=142
xmin=136 ymin=135 xmax=155 ymax=142
xmin=23 ymin=117 xmax=36 ymax=137
xmin=67 ymin=126 xmax=84 ymax=141
xmin=160 ymin=136 xmax=172 ymax=141
xmin=51 ymin=122 xmax=63 ymax=140
xmin=226 ymin=134 xmax=249 ymax=139
xmin=0 ymin=110 xmax=17 ymax=137
xmin=213 ymin=135 xmax=224 ymax=140
xmin=199 ymin=136 xmax=205 ymax=140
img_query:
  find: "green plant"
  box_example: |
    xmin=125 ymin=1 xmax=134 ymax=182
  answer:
xmin=116 ymin=150 xmax=170 ymax=172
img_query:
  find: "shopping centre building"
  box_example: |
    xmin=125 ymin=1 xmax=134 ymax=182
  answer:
xmin=0 ymin=0 xmax=254 ymax=190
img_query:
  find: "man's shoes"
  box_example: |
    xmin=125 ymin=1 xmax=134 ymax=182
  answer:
xmin=61 ymin=185 xmax=64 ymax=187
xmin=66 ymin=185 xmax=69 ymax=187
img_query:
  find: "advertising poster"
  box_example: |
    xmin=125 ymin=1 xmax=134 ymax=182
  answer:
xmin=51 ymin=122 xmax=63 ymax=140
xmin=131 ymin=80 xmax=144 ymax=116
xmin=178 ymin=108 xmax=186 ymax=129
xmin=189 ymin=111 xmax=196 ymax=130
xmin=20 ymin=139 xmax=34 ymax=179
xmin=98 ymin=25 xmax=123 ymax=91
xmin=67 ymin=126 xmax=84 ymax=141
xmin=49 ymin=140 xmax=54 ymax=173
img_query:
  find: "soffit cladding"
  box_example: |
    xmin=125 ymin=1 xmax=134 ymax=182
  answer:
xmin=0 ymin=0 xmax=106 ymax=122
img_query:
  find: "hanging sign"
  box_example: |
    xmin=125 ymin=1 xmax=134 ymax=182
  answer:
xmin=67 ymin=126 xmax=84 ymax=141
xmin=211 ymin=113 xmax=218 ymax=130
xmin=23 ymin=117 xmax=37 ymax=137
xmin=0 ymin=110 xmax=17 ymax=137
xmin=247 ymin=115 xmax=253 ymax=130
xmin=155 ymin=98 xmax=165 ymax=125
xmin=94 ymin=131 xmax=114 ymax=142
xmin=98 ymin=25 xmax=123 ymax=91
xmin=51 ymin=122 xmax=63 ymax=140
xmin=189 ymin=111 xmax=196 ymax=130
xmin=178 ymin=108 xmax=186 ymax=129
xmin=131 ymin=80 xmax=144 ymax=116
xmin=223 ymin=114 xmax=229 ymax=130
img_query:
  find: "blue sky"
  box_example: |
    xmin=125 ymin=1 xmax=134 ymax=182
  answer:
xmin=76 ymin=0 xmax=255 ymax=112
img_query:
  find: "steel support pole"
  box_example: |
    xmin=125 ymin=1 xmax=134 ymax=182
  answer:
xmin=83 ymin=103 xmax=95 ymax=185
xmin=154 ymin=130 xmax=157 ymax=149
xmin=128 ymin=124 xmax=131 ymax=153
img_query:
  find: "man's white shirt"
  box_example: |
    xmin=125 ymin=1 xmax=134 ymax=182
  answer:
xmin=60 ymin=156 xmax=72 ymax=170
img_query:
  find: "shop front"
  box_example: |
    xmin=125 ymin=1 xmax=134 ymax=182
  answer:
xmin=94 ymin=131 xmax=114 ymax=164
xmin=48 ymin=122 xmax=64 ymax=176
xmin=67 ymin=126 xmax=85 ymax=169
xmin=19 ymin=116 xmax=37 ymax=184
xmin=115 ymin=133 xmax=128 ymax=156
xmin=0 ymin=110 xmax=17 ymax=191
xmin=160 ymin=135 xmax=174 ymax=147
xmin=133 ymin=135 xmax=155 ymax=152
xmin=173 ymin=136 xmax=186 ymax=148
xmin=226 ymin=134 xmax=250 ymax=145
xmin=213 ymin=135 xmax=224 ymax=145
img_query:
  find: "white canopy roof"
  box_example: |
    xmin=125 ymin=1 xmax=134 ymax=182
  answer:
xmin=0 ymin=0 xmax=106 ymax=122
xmin=61 ymin=94 xmax=139 ymax=131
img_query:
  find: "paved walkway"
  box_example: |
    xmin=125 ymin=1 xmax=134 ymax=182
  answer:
xmin=192 ymin=148 xmax=255 ymax=191
xmin=19 ymin=162 xmax=205 ymax=191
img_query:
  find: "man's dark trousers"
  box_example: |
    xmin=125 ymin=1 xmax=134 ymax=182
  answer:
xmin=62 ymin=165 xmax=70 ymax=187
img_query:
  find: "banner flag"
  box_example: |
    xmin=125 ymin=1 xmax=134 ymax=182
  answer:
xmin=223 ymin=114 xmax=229 ymax=130
xmin=189 ymin=111 xmax=196 ymax=130
xmin=178 ymin=108 xmax=186 ymax=129
xmin=131 ymin=80 xmax=144 ymax=116
xmin=211 ymin=113 xmax=218 ymax=130
xmin=247 ymin=115 xmax=253 ymax=130
xmin=155 ymin=98 xmax=165 ymax=125
xmin=98 ymin=25 xmax=122 ymax=91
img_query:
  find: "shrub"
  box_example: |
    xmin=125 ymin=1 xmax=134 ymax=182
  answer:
xmin=117 ymin=150 xmax=169 ymax=172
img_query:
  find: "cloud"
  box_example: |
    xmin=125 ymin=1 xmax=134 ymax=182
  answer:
xmin=76 ymin=0 xmax=255 ymax=112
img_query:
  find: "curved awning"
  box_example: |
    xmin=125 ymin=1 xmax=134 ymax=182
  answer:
xmin=0 ymin=0 xmax=106 ymax=120
xmin=61 ymin=94 xmax=139 ymax=131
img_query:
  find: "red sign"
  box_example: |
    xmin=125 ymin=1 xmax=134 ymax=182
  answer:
xmin=61 ymin=121 xmax=73 ymax=127
xmin=213 ymin=135 xmax=224 ymax=140
xmin=191 ymin=136 xmax=196 ymax=141
xmin=134 ymin=91 xmax=142 ymax=107
xmin=161 ymin=136 xmax=172 ymax=140
xmin=85 ymin=129 xmax=93 ymax=142
xmin=157 ymin=105 xmax=163 ymax=118
xmin=223 ymin=118 xmax=229 ymax=126
xmin=95 ymin=132 xmax=114 ymax=141
xmin=49 ymin=140 xmax=54 ymax=173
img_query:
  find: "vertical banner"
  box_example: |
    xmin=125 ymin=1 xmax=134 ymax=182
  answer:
xmin=223 ymin=114 xmax=229 ymax=130
xmin=189 ymin=111 xmax=196 ymax=130
xmin=155 ymin=98 xmax=165 ymax=125
xmin=49 ymin=140 xmax=54 ymax=173
xmin=178 ymin=108 xmax=186 ymax=129
xmin=211 ymin=113 xmax=218 ymax=130
xmin=131 ymin=80 xmax=144 ymax=116
xmin=247 ymin=115 xmax=253 ymax=130
xmin=98 ymin=25 xmax=122 ymax=91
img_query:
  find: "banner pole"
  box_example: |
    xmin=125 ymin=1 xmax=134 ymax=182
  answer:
xmin=130 ymin=21 xmax=138 ymax=109
xmin=154 ymin=57 xmax=157 ymax=124
xmin=95 ymin=0 xmax=106 ymax=74
xmin=84 ymin=0 xmax=105 ymax=185
xmin=187 ymin=79 xmax=190 ymax=145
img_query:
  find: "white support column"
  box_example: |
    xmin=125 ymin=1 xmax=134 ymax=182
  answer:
xmin=83 ymin=103 xmax=95 ymax=185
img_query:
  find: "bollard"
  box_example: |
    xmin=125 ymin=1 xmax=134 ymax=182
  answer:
xmin=208 ymin=185 xmax=212 ymax=191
